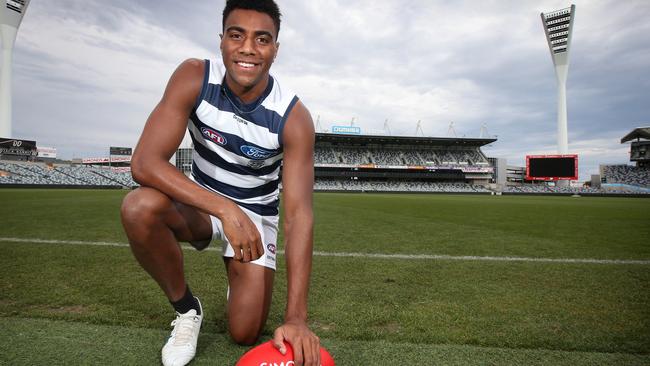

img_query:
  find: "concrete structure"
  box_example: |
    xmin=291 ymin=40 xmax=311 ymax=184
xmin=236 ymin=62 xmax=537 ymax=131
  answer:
xmin=1 ymin=0 xmax=30 ymax=138
xmin=506 ymin=165 xmax=526 ymax=185
xmin=590 ymin=174 xmax=601 ymax=189
xmin=541 ymin=4 xmax=576 ymax=155
xmin=488 ymin=157 xmax=507 ymax=188
xmin=541 ymin=5 xmax=576 ymax=187
xmin=620 ymin=127 xmax=650 ymax=168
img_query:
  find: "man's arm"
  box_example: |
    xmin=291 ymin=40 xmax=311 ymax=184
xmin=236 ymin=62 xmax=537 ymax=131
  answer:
xmin=272 ymin=101 xmax=320 ymax=366
xmin=131 ymin=58 xmax=263 ymax=261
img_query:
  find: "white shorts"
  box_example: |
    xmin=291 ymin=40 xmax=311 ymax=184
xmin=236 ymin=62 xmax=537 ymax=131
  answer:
xmin=191 ymin=206 xmax=279 ymax=270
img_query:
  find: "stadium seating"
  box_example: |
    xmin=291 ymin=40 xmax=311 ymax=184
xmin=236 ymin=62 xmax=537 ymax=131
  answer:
xmin=336 ymin=147 xmax=369 ymax=165
xmin=55 ymin=166 xmax=116 ymax=186
xmin=0 ymin=161 xmax=136 ymax=187
xmin=601 ymin=165 xmax=650 ymax=188
xmin=401 ymin=150 xmax=423 ymax=165
xmin=313 ymin=178 xmax=492 ymax=193
xmin=501 ymin=184 xmax=647 ymax=195
xmin=313 ymin=146 xmax=490 ymax=168
xmin=3 ymin=157 xmax=648 ymax=195
xmin=90 ymin=167 xmax=138 ymax=187
xmin=366 ymin=148 xmax=403 ymax=165
xmin=314 ymin=146 xmax=339 ymax=164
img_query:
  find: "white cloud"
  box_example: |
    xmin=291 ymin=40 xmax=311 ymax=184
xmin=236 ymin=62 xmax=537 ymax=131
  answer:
xmin=4 ymin=0 xmax=648 ymax=181
xmin=11 ymin=1 xmax=213 ymax=156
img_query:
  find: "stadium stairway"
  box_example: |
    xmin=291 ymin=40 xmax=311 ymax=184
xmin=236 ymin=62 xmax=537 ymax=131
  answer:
xmin=54 ymin=168 xmax=90 ymax=185
xmin=90 ymin=170 xmax=131 ymax=188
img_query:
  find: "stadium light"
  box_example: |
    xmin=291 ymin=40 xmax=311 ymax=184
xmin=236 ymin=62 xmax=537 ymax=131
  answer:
xmin=480 ymin=123 xmax=490 ymax=138
xmin=447 ymin=122 xmax=457 ymax=138
xmin=1 ymin=0 xmax=30 ymax=138
xmin=383 ymin=119 xmax=391 ymax=136
xmin=415 ymin=120 xmax=424 ymax=137
xmin=541 ymin=4 xmax=576 ymax=156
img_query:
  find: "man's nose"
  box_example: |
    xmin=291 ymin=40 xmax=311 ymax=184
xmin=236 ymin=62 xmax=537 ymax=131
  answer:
xmin=239 ymin=36 xmax=256 ymax=55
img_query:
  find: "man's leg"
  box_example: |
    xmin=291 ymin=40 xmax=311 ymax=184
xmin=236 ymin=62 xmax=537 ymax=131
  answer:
xmin=121 ymin=187 xmax=214 ymax=366
xmin=120 ymin=186 xmax=213 ymax=301
xmin=225 ymin=258 xmax=275 ymax=345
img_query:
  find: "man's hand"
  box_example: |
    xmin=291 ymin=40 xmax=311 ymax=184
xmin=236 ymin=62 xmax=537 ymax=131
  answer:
xmin=272 ymin=321 xmax=321 ymax=366
xmin=220 ymin=205 xmax=264 ymax=262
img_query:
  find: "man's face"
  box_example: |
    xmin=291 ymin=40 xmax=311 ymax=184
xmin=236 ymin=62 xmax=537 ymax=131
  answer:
xmin=220 ymin=9 xmax=279 ymax=96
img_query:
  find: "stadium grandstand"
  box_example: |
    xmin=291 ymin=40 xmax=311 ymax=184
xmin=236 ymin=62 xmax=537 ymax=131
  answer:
xmin=1 ymin=131 xmax=501 ymax=193
xmin=598 ymin=127 xmax=650 ymax=193
xmin=2 ymin=128 xmax=649 ymax=195
xmin=312 ymin=132 xmax=494 ymax=193
xmin=0 ymin=160 xmax=137 ymax=188
xmin=0 ymin=139 xmax=136 ymax=188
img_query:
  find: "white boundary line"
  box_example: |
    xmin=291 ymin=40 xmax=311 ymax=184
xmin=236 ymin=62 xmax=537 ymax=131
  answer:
xmin=1 ymin=237 xmax=649 ymax=265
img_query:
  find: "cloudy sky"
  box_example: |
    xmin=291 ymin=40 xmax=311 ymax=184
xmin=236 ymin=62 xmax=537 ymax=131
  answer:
xmin=3 ymin=0 xmax=649 ymax=180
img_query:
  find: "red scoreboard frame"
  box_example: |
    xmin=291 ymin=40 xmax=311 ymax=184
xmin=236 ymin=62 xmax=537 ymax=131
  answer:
xmin=525 ymin=154 xmax=578 ymax=181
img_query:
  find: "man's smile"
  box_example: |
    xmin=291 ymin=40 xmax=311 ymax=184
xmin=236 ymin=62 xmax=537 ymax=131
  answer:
xmin=235 ymin=61 xmax=259 ymax=69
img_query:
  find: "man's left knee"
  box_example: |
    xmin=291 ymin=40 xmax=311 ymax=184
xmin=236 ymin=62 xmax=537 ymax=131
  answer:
xmin=229 ymin=324 xmax=262 ymax=346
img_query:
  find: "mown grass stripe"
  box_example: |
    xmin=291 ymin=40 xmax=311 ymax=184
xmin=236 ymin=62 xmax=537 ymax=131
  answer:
xmin=2 ymin=237 xmax=649 ymax=265
xmin=3 ymin=317 xmax=648 ymax=366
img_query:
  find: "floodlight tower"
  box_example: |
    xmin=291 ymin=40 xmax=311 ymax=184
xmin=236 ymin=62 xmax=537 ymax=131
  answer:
xmin=541 ymin=4 xmax=576 ymax=156
xmin=1 ymin=0 xmax=30 ymax=138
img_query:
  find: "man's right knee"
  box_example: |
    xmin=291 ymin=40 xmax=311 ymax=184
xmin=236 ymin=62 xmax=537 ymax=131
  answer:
xmin=121 ymin=187 xmax=172 ymax=228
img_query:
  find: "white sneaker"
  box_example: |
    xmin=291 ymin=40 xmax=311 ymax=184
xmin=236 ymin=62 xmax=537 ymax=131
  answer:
xmin=161 ymin=298 xmax=203 ymax=366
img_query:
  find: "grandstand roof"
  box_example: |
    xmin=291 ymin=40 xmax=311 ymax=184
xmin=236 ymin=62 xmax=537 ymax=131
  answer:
xmin=316 ymin=133 xmax=496 ymax=147
xmin=620 ymin=127 xmax=650 ymax=143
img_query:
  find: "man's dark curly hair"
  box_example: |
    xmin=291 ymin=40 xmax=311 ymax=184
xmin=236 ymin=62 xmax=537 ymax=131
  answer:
xmin=222 ymin=0 xmax=282 ymax=38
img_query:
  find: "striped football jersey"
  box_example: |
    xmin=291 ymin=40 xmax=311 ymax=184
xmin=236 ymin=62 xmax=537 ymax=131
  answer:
xmin=188 ymin=59 xmax=299 ymax=216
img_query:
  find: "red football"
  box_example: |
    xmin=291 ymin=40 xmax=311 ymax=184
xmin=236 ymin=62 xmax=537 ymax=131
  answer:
xmin=236 ymin=340 xmax=335 ymax=366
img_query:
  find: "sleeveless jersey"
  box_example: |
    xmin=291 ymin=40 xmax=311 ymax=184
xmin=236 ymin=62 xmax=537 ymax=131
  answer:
xmin=188 ymin=59 xmax=299 ymax=217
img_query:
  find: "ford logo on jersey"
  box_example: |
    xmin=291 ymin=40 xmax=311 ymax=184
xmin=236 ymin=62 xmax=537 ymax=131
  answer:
xmin=241 ymin=145 xmax=274 ymax=160
xmin=201 ymin=127 xmax=227 ymax=146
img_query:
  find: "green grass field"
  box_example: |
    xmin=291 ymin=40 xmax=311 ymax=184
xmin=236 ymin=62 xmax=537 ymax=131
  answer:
xmin=1 ymin=189 xmax=649 ymax=365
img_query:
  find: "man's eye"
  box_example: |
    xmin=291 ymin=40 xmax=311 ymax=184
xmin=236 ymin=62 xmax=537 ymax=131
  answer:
xmin=257 ymin=37 xmax=270 ymax=44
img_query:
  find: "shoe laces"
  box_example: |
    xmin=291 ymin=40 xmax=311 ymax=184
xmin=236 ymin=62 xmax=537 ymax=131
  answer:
xmin=170 ymin=312 xmax=199 ymax=346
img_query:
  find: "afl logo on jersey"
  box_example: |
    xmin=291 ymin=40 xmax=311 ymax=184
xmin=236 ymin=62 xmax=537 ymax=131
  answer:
xmin=241 ymin=145 xmax=273 ymax=160
xmin=201 ymin=127 xmax=227 ymax=146
xmin=266 ymin=243 xmax=276 ymax=254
